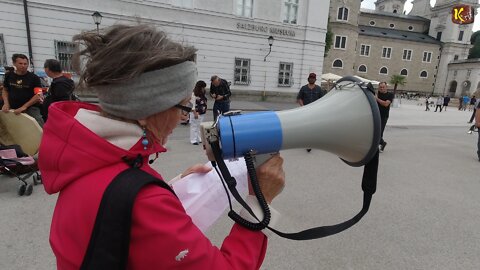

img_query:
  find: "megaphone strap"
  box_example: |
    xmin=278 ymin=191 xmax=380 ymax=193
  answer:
xmin=211 ymin=136 xmax=379 ymax=240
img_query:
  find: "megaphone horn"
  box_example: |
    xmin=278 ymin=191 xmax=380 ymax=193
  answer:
xmin=201 ymin=76 xmax=381 ymax=167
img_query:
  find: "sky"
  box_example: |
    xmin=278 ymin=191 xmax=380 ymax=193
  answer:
xmin=361 ymin=0 xmax=480 ymax=32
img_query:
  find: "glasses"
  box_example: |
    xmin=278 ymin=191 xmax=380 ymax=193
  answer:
xmin=174 ymin=104 xmax=192 ymax=115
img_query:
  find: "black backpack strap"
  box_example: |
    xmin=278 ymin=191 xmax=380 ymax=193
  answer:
xmin=80 ymin=168 xmax=176 ymax=270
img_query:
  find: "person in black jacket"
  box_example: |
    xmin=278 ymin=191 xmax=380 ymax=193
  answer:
xmin=42 ymin=59 xmax=75 ymax=121
xmin=376 ymin=82 xmax=394 ymax=152
xmin=209 ymin=75 xmax=231 ymax=121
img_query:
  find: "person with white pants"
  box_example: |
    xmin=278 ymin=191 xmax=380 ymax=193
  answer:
xmin=189 ymin=80 xmax=207 ymax=145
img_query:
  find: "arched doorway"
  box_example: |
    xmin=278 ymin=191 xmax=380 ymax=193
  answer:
xmin=448 ymin=81 xmax=457 ymax=96
xmin=461 ymin=80 xmax=471 ymax=96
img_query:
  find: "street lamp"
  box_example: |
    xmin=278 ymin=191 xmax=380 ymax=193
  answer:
xmin=92 ymin=11 xmax=103 ymax=34
xmin=263 ymin=35 xmax=274 ymax=62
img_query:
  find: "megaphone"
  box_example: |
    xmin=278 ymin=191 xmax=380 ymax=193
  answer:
xmin=201 ymin=76 xmax=381 ymax=167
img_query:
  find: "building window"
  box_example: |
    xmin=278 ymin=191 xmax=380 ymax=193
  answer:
xmin=283 ymin=0 xmax=298 ymax=24
xmin=360 ymin=44 xmax=370 ymax=56
xmin=389 ymin=23 xmax=395 ymax=28
xmin=234 ymin=58 xmax=250 ymax=85
xmin=382 ymin=47 xmax=392 ymax=59
xmin=278 ymin=62 xmax=293 ymax=87
xmin=436 ymin=31 xmax=442 ymax=41
xmin=408 ymin=26 xmax=414 ymax=31
xmin=400 ymin=68 xmax=408 ymax=76
xmin=0 ymin=34 xmax=6 ymax=67
xmin=454 ymin=55 xmax=459 ymax=61
xmin=402 ymin=49 xmax=412 ymax=61
xmin=236 ymin=0 xmax=253 ymax=17
xmin=379 ymin=67 xmax=388 ymax=75
xmin=453 ymin=70 xmax=457 ymax=76
xmin=172 ymin=0 xmax=193 ymax=8
xmin=369 ymin=20 xmax=375 ymax=26
xmin=358 ymin=64 xmax=367 ymax=73
xmin=332 ymin=59 xmax=343 ymax=68
xmin=420 ymin=70 xmax=428 ymax=78
xmin=334 ymin=36 xmax=347 ymax=49
xmin=337 ymin=7 xmax=348 ymax=21
xmin=458 ymin=30 xmax=464 ymax=41
xmin=467 ymin=69 xmax=471 ymax=77
xmin=55 ymin=40 xmax=77 ymax=73
xmin=422 ymin=51 xmax=432 ymax=63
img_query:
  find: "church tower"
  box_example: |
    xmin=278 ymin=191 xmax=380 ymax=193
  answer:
xmin=428 ymin=0 xmax=479 ymax=95
xmin=409 ymin=0 xmax=433 ymax=18
xmin=374 ymin=0 xmax=407 ymax=13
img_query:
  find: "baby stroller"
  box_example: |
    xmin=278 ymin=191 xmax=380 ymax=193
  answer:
xmin=0 ymin=144 xmax=42 ymax=196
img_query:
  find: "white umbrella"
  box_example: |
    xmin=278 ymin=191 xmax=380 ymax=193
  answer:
xmin=321 ymin=73 xmax=342 ymax=81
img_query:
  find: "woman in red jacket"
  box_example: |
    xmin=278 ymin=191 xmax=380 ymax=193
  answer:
xmin=38 ymin=24 xmax=285 ymax=270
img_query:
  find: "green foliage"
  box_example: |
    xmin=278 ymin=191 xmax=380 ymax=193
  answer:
xmin=324 ymin=20 xmax=333 ymax=57
xmin=389 ymin=74 xmax=406 ymax=94
xmin=468 ymin=30 xmax=480 ymax=59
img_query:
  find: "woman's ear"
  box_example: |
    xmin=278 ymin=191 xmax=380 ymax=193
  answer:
xmin=138 ymin=119 xmax=147 ymax=126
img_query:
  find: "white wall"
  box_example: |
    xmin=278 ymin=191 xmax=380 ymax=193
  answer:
xmin=0 ymin=0 xmax=329 ymax=94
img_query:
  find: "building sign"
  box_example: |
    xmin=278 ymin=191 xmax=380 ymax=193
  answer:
xmin=452 ymin=5 xmax=474 ymax=25
xmin=236 ymin=22 xmax=296 ymax=37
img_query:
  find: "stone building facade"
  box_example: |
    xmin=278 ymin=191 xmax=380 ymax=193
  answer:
xmin=324 ymin=0 xmax=479 ymax=96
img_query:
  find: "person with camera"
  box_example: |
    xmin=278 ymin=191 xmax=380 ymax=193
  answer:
xmin=209 ymin=75 xmax=231 ymax=121
xmin=39 ymin=24 xmax=285 ymax=270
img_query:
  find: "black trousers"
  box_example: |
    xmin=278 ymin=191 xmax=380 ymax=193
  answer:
xmin=380 ymin=115 xmax=388 ymax=145
xmin=212 ymin=101 xmax=230 ymax=122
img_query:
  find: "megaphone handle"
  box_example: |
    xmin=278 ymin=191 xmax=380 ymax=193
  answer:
xmin=252 ymin=153 xmax=278 ymax=168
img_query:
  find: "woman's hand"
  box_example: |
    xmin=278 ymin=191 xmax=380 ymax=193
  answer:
xmin=253 ymin=154 xmax=285 ymax=204
xmin=181 ymin=164 xmax=212 ymax=178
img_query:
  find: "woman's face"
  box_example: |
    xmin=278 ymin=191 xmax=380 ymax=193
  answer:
xmin=144 ymin=98 xmax=190 ymax=145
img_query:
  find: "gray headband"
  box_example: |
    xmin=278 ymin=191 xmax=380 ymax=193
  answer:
xmin=95 ymin=61 xmax=197 ymax=120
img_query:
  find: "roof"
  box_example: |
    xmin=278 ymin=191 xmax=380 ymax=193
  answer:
xmin=358 ymin=25 xmax=441 ymax=45
xmin=360 ymin=8 xmax=430 ymax=22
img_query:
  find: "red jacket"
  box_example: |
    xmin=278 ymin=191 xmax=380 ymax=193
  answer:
xmin=39 ymin=102 xmax=267 ymax=270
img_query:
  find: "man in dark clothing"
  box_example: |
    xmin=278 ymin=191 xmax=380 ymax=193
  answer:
xmin=297 ymin=72 xmax=326 ymax=152
xmin=296 ymin=73 xmax=325 ymax=107
xmin=210 ymin=75 xmax=231 ymax=121
xmin=475 ymin=101 xmax=480 ymax=161
xmin=42 ymin=59 xmax=75 ymax=122
xmin=442 ymin=95 xmax=450 ymax=111
xmin=2 ymin=54 xmax=44 ymax=127
xmin=376 ymin=82 xmax=394 ymax=152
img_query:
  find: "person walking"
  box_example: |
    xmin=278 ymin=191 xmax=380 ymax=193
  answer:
xmin=210 ymin=75 xmax=231 ymax=121
xmin=442 ymin=95 xmax=450 ymax=111
xmin=296 ymin=72 xmax=326 ymax=152
xmin=376 ymin=82 xmax=394 ymax=152
xmin=189 ymin=80 xmax=207 ymax=145
xmin=475 ymin=100 xmax=480 ymax=161
xmin=468 ymin=96 xmax=480 ymax=124
xmin=425 ymin=96 xmax=430 ymax=111
xmin=434 ymin=96 xmax=443 ymax=112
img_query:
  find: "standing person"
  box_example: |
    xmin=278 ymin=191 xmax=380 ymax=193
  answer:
xmin=468 ymin=96 xmax=479 ymax=124
xmin=442 ymin=95 xmax=450 ymax=111
xmin=458 ymin=96 xmax=463 ymax=110
xmin=434 ymin=96 xmax=444 ymax=112
xmin=190 ymin=80 xmax=207 ymax=145
xmin=38 ymin=24 xmax=285 ymax=270
xmin=425 ymin=96 xmax=430 ymax=111
xmin=210 ymin=75 xmax=231 ymax=121
xmin=2 ymin=54 xmax=44 ymax=126
xmin=296 ymin=72 xmax=326 ymax=152
xmin=42 ymin=59 xmax=75 ymax=122
xmin=375 ymin=82 xmax=394 ymax=152
xmin=475 ymin=100 xmax=480 ymax=161
xmin=462 ymin=95 xmax=469 ymax=111
xmin=468 ymin=96 xmax=476 ymax=111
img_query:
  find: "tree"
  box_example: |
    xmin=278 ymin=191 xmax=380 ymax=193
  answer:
xmin=324 ymin=20 xmax=333 ymax=57
xmin=389 ymin=74 xmax=406 ymax=96
xmin=468 ymin=30 xmax=480 ymax=59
